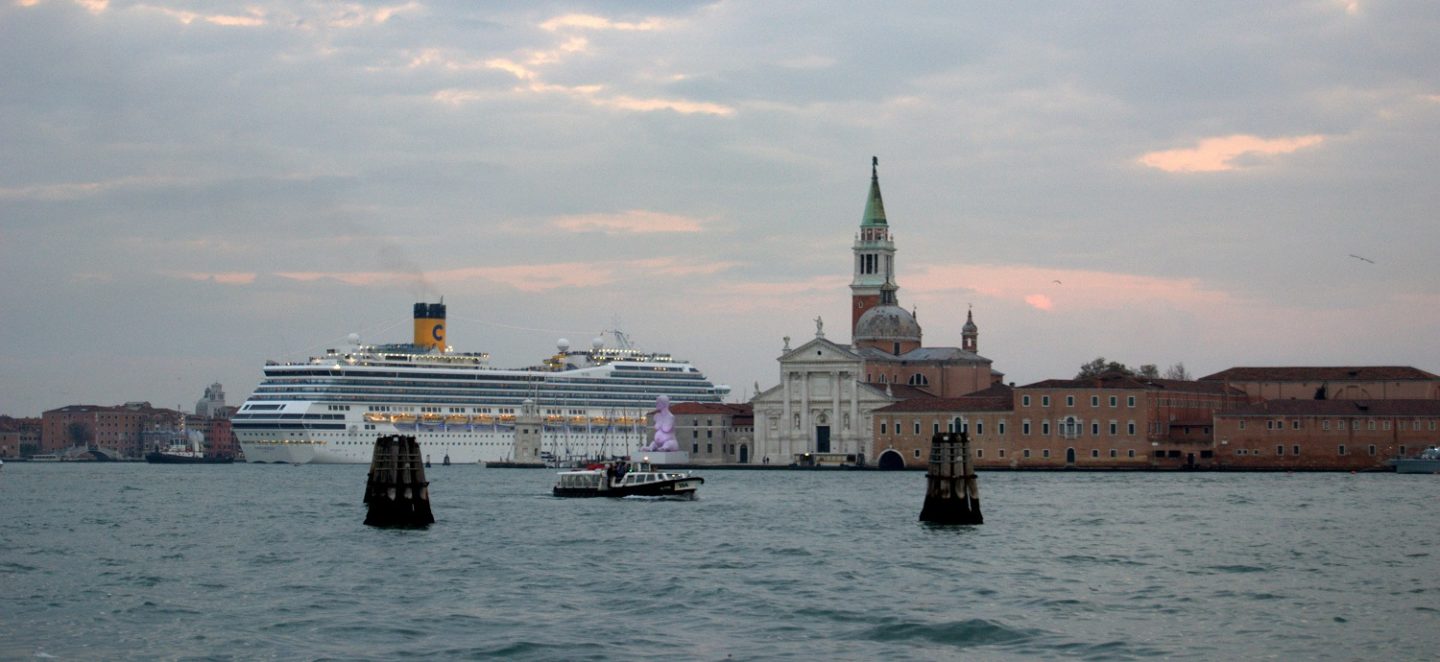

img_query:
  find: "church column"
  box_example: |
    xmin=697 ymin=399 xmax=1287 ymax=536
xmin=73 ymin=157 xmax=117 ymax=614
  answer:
xmin=781 ymin=372 xmax=792 ymax=461
xmin=801 ymin=370 xmax=810 ymax=454
xmin=831 ymin=369 xmax=841 ymax=452
xmin=849 ymin=372 xmax=860 ymax=457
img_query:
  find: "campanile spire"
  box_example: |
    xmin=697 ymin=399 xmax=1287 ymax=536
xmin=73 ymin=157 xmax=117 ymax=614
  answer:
xmin=851 ymin=157 xmax=898 ymax=336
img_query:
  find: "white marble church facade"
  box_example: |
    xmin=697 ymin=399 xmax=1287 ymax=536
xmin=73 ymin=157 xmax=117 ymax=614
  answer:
xmin=750 ymin=158 xmax=996 ymax=466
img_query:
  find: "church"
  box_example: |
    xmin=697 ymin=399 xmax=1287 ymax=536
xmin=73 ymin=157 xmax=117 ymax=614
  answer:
xmin=750 ymin=159 xmax=1002 ymax=466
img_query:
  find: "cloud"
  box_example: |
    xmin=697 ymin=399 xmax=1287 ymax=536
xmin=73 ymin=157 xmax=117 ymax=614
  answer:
xmin=1137 ymin=134 xmax=1326 ymax=173
xmin=539 ymin=14 xmax=667 ymax=32
xmin=272 ymin=257 xmax=737 ymax=293
xmin=139 ymin=5 xmax=267 ymax=27
xmin=1024 ymin=294 xmax=1053 ymax=311
xmin=164 ymin=271 xmax=258 ymax=285
xmin=905 ymin=264 xmax=1235 ymax=312
xmin=550 ymin=210 xmax=705 ymax=234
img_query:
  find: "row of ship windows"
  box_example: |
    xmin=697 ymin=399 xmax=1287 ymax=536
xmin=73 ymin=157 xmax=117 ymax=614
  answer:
xmin=1241 ymin=419 xmax=1438 ymax=431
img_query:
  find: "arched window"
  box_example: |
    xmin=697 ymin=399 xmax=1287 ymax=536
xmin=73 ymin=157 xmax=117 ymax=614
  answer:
xmin=908 ymin=373 xmax=929 ymax=386
xmin=1059 ymin=416 xmax=1081 ymax=439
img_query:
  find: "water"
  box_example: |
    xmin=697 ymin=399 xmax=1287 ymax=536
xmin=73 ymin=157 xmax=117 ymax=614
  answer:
xmin=2 ymin=464 xmax=1437 ymax=660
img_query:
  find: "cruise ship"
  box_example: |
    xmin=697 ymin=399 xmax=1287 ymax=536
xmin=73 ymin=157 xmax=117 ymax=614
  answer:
xmin=234 ymin=302 xmax=730 ymax=464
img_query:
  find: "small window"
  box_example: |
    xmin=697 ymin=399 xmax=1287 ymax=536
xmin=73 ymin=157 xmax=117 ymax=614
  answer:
xmin=1090 ymin=449 xmax=1099 ymax=458
xmin=1368 ymin=444 xmax=1376 ymax=456
xmin=998 ymin=449 xmax=1006 ymax=458
xmin=1293 ymin=445 xmax=1301 ymax=456
xmin=1091 ymin=395 xmax=1100 ymax=407
xmin=998 ymin=421 xmax=1006 ymax=435
xmin=1109 ymin=421 xmax=1118 ymax=435
xmin=1127 ymin=396 xmax=1136 ymax=408
xmin=1127 ymin=421 xmax=1136 ymax=435
xmin=914 ymin=422 xmax=921 ymax=435
xmin=1338 ymin=444 xmax=1347 ymax=456
xmin=1023 ymin=449 xmax=1031 ymax=458
xmin=1023 ymin=421 xmax=1031 ymax=435
xmin=1322 ymin=420 xmax=1330 ymax=431
xmin=880 ymin=422 xmax=888 ymax=434
xmin=1383 ymin=420 xmax=1391 ymax=431
xmin=1367 ymin=420 xmax=1376 ymax=431
xmin=975 ymin=449 xmax=984 ymax=458
xmin=1042 ymin=449 xmax=1050 ymax=458
xmin=1092 ymin=422 xmax=1100 ymax=436
xmin=1276 ymin=445 xmax=1284 ymax=456
xmin=1022 ymin=395 xmax=1031 ymax=407
xmin=1041 ymin=421 xmax=1050 ymax=435
xmin=706 ymin=443 xmax=713 ymax=453
xmin=933 ymin=423 xmax=941 ymax=435
xmin=1240 ymin=420 xmax=1247 ymax=430
xmin=913 ymin=448 xmax=921 ymax=458
xmin=1066 ymin=395 xmax=1075 ymax=407
xmin=976 ymin=421 xmax=984 ymax=436
xmin=1127 ymin=449 xmax=1135 ymax=458
xmin=1292 ymin=420 xmax=1301 ymax=430
xmin=1041 ymin=396 xmax=1051 ymax=407
xmin=1109 ymin=449 xmax=1117 ymax=458
xmin=1109 ymin=396 xmax=1118 ymax=407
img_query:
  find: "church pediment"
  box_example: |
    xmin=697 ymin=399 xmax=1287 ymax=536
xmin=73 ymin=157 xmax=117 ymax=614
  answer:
xmin=780 ymin=337 xmax=863 ymax=364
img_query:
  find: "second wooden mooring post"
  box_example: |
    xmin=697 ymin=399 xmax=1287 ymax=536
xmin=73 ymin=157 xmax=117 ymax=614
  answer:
xmin=919 ymin=431 xmax=983 ymax=525
xmin=363 ymin=435 xmax=435 ymax=528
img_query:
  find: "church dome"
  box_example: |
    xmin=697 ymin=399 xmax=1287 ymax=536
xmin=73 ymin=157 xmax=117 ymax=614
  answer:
xmin=854 ymin=305 xmax=922 ymax=344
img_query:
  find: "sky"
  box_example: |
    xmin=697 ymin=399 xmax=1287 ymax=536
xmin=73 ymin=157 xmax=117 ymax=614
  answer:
xmin=2 ymin=0 xmax=1438 ymax=416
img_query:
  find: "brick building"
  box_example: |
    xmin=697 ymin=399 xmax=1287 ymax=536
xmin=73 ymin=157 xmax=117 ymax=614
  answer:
xmin=872 ymin=383 xmax=1013 ymax=469
xmin=664 ymin=402 xmax=754 ymax=465
xmin=0 ymin=416 xmax=42 ymax=458
xmin=1213 ymin=399 xmax=1440 ymax=470
xmin=41 ymin=402 xmax=182 ymax=459
xmin=1199 ymin=366 xmax=1440 ymax=402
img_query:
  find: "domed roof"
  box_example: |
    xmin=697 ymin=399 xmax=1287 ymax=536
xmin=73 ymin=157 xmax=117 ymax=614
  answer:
xmin=854 ymin=305 xmax=922 ymax=343
xmin=963 ymin=310 xmax=978 ymax=333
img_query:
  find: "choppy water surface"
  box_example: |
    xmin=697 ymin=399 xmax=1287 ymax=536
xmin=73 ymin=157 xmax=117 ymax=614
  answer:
xmin=2 ymin=464 xmax=1437 ymax=660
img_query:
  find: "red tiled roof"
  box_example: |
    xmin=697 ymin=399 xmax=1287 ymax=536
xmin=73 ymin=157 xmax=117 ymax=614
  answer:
xmin=874 ymin=384 xmax=1015 ymax=414
xmin=1219 ymin=399 xmax=1440 ymax=417
xmin=1019 ymin=373 xmax=1241 ymax=395
xmin=668 ymin=402 xmax=753 ymax=416
xmin=1200 ymin=366 xmax=1440 ymax=382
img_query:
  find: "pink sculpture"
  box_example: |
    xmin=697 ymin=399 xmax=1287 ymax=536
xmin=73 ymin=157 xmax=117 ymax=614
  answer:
xmin=645 ymin=395 xmax=680 ymax=452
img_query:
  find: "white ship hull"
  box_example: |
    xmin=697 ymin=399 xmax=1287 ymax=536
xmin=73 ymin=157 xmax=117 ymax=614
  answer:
xmin=237 ymin=416 xmax=646 ymax=465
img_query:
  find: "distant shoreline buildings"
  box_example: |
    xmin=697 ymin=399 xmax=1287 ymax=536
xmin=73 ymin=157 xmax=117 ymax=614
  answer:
xmin=5 ymin=160 xmax=1439 ymax=470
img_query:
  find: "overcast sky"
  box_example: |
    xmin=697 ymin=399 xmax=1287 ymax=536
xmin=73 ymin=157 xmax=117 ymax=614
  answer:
xmin=2 ymin=0 xmax=1438 ymax=416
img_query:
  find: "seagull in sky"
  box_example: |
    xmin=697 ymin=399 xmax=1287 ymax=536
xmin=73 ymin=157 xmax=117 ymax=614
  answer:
xmin=1052 ymin=279 xmax=1063 ymax=285
xmin=1348 ymin=254 xmax=1375 ymax=264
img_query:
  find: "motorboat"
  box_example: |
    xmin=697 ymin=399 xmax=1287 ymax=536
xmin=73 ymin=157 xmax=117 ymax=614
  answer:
xmin=553 ymin=459 xmax=703 ymax=498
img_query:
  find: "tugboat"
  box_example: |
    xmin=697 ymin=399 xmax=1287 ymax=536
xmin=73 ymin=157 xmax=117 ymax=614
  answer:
xmin=552 ymin=459 xmax=703 ymax=499
xmin=145 ymin=430 xmax=234 ymax=464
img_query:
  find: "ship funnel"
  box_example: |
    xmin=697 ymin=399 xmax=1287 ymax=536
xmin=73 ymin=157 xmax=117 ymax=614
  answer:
xmin=413 ymin=301 xmax=447 ymax=351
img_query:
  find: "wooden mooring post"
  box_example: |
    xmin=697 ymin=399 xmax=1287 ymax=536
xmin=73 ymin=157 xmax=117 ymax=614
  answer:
xmin=363 ymin=435 xmax=435 ymax=528
xmin=919 ymin=431 xmax=982 ymax=525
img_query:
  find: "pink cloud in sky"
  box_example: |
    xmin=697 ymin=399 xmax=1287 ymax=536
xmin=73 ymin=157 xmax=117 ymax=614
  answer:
xmin=1024 ymin=294 xmax=1053 ymax=311
xmin=550 ymin=210 xmax=705 ymax=234
xmin=1137 ymin=134 xmax=1325 ymax=173
xmin=166 ymin=271 xmax=258 ymax=285
xmin=273 ymin=257 xmax=736 ymax=293
xmin=905 ymin=264 xmax=1234 ymax=313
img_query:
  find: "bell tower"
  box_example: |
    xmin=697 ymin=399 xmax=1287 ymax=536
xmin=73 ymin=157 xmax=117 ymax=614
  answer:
xmin=850 ymin=156 xmax=898 ymax=336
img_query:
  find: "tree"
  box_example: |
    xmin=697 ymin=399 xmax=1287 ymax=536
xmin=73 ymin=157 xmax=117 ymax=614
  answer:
xmin=1136 ymin=364 xmax=1160 ymax=378
xmin=1163 ymin=362 xmax=1192 ymax=381
xmin=65 ymin=421 xmax=93 ymax=448
xmin=1076 ymin=357 xmax=1134 ymax=379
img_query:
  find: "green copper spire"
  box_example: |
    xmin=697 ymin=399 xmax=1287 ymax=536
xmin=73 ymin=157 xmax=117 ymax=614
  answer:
xmin=862 ymin=156 xmax=887 ymax=227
